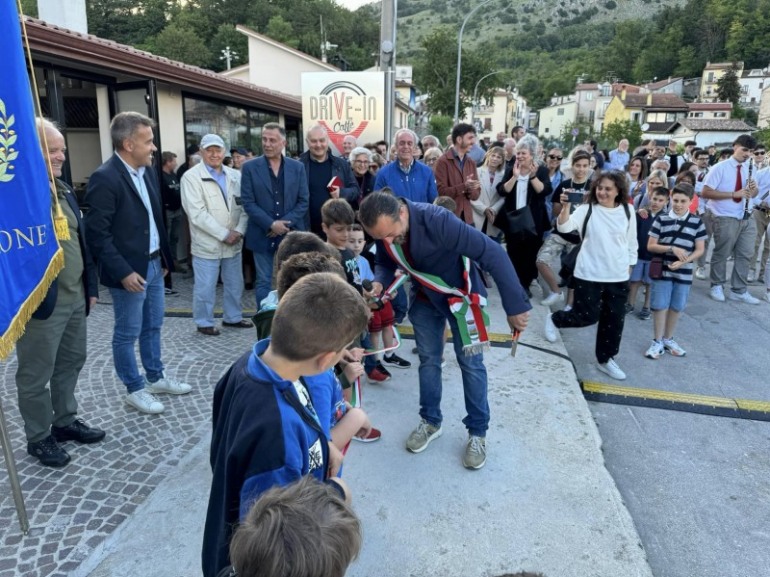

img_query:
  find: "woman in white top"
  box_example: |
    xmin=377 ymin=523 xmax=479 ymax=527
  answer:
xmin=471 ymin=146 xmax=506 ymax=237
xmin=544 ymin=170 xmax=638 ymax=381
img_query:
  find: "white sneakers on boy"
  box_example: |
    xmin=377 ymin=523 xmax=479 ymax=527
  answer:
xmin=728 ymin=290 xmax=760 ymax=305
xmin=125 ymin=390 xmax=165 ymax=414
xmin=541 ymin=291 xmax=564 ymax=307
xmin=709 ymin=285 xmax=726 ymax=302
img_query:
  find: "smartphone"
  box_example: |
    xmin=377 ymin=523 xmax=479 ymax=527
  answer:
xmin=567 ymin=191 xmax=585 ymax=204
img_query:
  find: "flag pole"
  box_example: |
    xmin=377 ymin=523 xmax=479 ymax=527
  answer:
xmin=0 ymin=398 xmax=29 ymax=534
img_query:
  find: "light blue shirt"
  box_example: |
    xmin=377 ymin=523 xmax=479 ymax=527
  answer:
xmin=116 ymin=154 xmax=160 ymax=253
xmin=608 ymin=149 xmax=630 ymax=171
xmin=205 ymin=163 xmax=228 ymax=207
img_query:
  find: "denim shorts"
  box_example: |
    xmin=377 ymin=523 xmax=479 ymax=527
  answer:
xmin=650 ymin=279 xmax=691 ymax=312
xmin=630 ymin=259 xmax=651 ymax=284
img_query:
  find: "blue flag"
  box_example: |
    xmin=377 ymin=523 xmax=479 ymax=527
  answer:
xmin=0 ymin=6 xmax=63 ymax=359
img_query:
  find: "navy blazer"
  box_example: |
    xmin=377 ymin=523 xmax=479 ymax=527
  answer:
xmin=374 ymin=199 xmax=531 ymax=317
xmin=84 ymin=154 xmax=173 ymax=289
xmin=241 ymin=156 xmax=309 ymax=253
xmin=33 ymin=182 xmax=99 ymax=319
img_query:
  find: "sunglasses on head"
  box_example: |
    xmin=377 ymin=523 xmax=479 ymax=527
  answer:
xmin=547 ymin=154 xmax=563 ymax=160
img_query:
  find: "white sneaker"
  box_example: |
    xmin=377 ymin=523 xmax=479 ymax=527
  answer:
xmin=597 ymin=358 xmax=626 ymax=380
xmin=544 ymin=313 xmax=558 ymax=343
xmin=747 ymin=272 xmax=757 ymax=283
xmin=145 ymin=377 xmax=192 ymax=395
xmin=563 ymin=304 xmax=573 ymax=312
xmin=540 ymin=291 xmax=564 ymax=306
xmin=645 ymin=340 xmax=664 ymax=359
xmin=663 ymin=338 xmax=687 ymax=357
xmin=728 ymin=290 xmax=760 ymax=305
xmin=709 ymin=285 xmax=725 ymax=302
xmin=125 ymin=390 xmax=165 ymax=414
xmin=695 ymin=267 xmax=707 ymax=280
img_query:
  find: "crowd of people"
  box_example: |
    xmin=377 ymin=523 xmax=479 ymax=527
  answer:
xmin=14 ymin=109 xmax=770 ymax=576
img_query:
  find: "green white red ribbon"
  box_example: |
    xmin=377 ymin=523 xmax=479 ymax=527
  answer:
xmin=382 ymin=243 xmax=489 ymax=355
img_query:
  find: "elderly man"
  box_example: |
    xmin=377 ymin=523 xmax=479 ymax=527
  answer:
xmin=359 ymin=191 xmax=531 ymax=469
xmin=503 ymin=137 xmax=516 ymax=170
xmin=374 ymin=128 xmax=437 ymax=203
xmin=181 ymin=134 xmax=250 ymax=336
xmin=608 ymin=139 xmax=630 ymax=171
xmin=298 ymin=125 xmax=358 ymax=236
xmin=241 ymin=122 xmax=309 ymax=306
xmin=434 ymin=123 xmax=481 ymax=225
xmin=15 ymin=119 xmax=103 ymax=467
xmin=421 ymin=134 xmax=441 ymax=152
xmin=85 ymin=112 xmax=191 ymax=415
xmin=341 ymin=134 xmax=358 ymax=158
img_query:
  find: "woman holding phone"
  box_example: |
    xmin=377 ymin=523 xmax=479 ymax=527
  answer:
xmin=544 ymin=170 xmax=638 ymax=381
xmin=536 ymin=150 xmax=593 ymax=307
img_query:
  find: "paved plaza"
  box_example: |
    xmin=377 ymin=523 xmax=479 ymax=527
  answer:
xmin=0 ymin=269 xmax=655 ymax=577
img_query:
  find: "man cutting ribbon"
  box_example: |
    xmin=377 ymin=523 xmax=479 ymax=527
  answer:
xmin=359 ymin=190 xmax=531 ymax=469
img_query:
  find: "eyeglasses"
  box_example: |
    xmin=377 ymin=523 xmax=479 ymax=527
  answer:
xmin=548 ymin=154 xmax=563 ymax=160
xmin=754 ymin=151 xmax=766 ymax=156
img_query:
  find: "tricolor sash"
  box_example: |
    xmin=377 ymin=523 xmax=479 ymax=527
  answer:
xmin=382 ymin=242 xmax=490 ymax=355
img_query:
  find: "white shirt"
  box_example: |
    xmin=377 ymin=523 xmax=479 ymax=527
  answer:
xmin=116 ymin=154 xmax=160 ymax=252
xmin=702 ymin=157 xmax=750 ymax=218
xmin=557 ymin=203 xmax=638 ymax=282
xmin=751 ymin=166 xmax=770 ymax=208
xmin=515 ymin=176 xmax=528 ymax=209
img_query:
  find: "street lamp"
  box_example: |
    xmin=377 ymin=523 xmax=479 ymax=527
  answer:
xmin=220 ymin=46 xmax=239 ymax=70
xmin=470 ymin=70 xmax=506 ymax=126
xmin=453 ymin=0 xmax=494 ymax=124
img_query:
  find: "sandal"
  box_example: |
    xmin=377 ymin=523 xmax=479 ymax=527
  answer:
xmin=196 ymin=326 xmax=221 ymax=336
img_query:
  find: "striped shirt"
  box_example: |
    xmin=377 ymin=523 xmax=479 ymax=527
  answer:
xmin=648 ymin=212 xmax=706 ymax=284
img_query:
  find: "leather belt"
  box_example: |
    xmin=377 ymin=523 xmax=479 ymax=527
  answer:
xmin=148 ymin=250 xmax=161 ymax=260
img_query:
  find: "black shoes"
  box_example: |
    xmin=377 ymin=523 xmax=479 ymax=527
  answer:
xmin=51 ymin=418 xmax=106 ymax=444
xmin=382 ymin=353 xmax=412 ymax=369
xmin=27 ymin=435 xmax=71 ymax=467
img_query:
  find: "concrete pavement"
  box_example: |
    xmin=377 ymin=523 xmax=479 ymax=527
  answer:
xmin=40 ymin=280 xmax=655 ymax=577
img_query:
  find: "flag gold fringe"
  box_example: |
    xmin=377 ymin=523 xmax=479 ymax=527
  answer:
xmin=0 ymin=248 xmax=64 ymax=361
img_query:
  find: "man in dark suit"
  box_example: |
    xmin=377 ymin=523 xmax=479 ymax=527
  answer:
xmin=16 ymin=119 xmax=104 ymax=467
xmin=85 ymin=112 xmax=191 ymax=415
xmin=241 ymin=122 xmax=309 ymax=307
xmin=298 ymin=125 xmax=358 ymax=236
xmin=359 ymin=192 xmax=531 ymax=470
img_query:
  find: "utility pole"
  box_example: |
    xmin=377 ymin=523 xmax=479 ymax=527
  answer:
xmin=454 ymin=0 xmax=493 ymax=124
xmin=380 ymin=0 xmax=397 ymax=151
xmin=219 ymin=46 xmax=239 ymax=70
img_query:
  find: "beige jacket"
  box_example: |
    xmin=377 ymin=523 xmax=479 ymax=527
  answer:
xmin=470 ymin=166 xmax=505 ymax=236
xmin=181 ymin=162 xmax=247 ymax=259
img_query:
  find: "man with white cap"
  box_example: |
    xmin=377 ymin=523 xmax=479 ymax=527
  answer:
xmin=181 ymin=134 xmax=250 ymax=335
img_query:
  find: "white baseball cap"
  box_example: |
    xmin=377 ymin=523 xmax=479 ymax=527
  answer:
xmin=200 ymin=134 xmax=226 ymax=149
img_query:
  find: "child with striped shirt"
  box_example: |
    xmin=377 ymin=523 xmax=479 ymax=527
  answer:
xmin=644 ymin=183 xmax=707 ymax=359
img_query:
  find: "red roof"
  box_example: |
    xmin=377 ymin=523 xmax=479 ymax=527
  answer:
xmin=688 ymin=102 xmax=733 ymax=111
xmin=620 ymin=93 xmax=688 ymax=110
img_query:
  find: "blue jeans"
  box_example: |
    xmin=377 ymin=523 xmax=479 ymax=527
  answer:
xmin=409 ymin=298 xmax=489 ymax=437
xmin=109 ymin=258 xmax=165 ymax=393
xmin=192 ymin=255 xmax=244 ymax=326
xmin=253 ymin=250 xmax=275 ymax=308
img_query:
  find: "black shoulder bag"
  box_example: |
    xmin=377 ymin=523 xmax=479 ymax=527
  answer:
xmin=558 ymin=204 xmax=592 ymax=283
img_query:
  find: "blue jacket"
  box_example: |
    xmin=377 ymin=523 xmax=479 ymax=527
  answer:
xmin=374 ymin=199 xmax=531 ymax=317
xmin=84 ymin=155 xmax=173 ymax=288
xmin=240 ymin=156 xmax=309 ymax=253
xmin=34 ymin=181 xmax=98 ymax=319
xmin=202 ymin=339 xmax=330 ymax=577
xmin=374 ymin=160 xmax=438 ymax=204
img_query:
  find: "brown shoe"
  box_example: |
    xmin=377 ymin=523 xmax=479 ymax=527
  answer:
xmin=222 ymin=320 xmax=252 ymax=328
xmin=197 ymin=326 xmax=221 ymax=336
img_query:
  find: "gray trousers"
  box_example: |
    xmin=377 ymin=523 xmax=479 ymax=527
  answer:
xmin=751 ymin=209 xmax=770 ymax=276
xmin=15 ymin=298 xmax=86 ymax=443
xmin=709 ymin=216 xmax=757 ymax=293
xmin=696 ymin=210 xmax=715 ymax=268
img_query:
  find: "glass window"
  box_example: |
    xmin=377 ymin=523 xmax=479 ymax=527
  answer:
xmin=557 ymin=108 xmax=564 ymax=116
xmin=183 ymin=96 xmax=278 ymax=153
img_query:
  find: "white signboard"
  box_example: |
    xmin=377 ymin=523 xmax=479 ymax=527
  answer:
xmin=301 ymin=72 xmax=385 ymax=156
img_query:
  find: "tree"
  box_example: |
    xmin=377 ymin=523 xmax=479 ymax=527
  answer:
xmin=145 ymin=24 xmax=211 ymax=68
xmin=428 ymin=115 xmax=454 ymax=140
xmin=558 ymin=120 xmax=594 ymax=148
xmin=413 ymin=27 xmax=494 ymax=117
xmin=264 ymin=15 xmax=299 ymax=49
xmin=716 ymin=65 xmax=742 ymax=105
xmin=601 ymin=120 xmax=643 ymax=150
